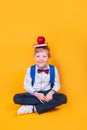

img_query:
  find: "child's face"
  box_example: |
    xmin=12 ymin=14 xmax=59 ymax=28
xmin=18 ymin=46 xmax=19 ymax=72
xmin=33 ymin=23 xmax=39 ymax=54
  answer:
xmin=34 ymin=50 xmax=49 ymax=68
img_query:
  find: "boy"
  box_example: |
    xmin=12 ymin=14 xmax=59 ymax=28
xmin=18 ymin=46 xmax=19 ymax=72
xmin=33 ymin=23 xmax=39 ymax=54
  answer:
xmin=13 ymin=36 xmax=67 ymax=115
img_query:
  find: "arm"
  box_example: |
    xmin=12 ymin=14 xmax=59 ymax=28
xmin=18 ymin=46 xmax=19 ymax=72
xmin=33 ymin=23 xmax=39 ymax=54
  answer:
xmin=24 ymin=67 xmax=46 ymax=103
xmin=51 ymin=66 xmax=61 ymax=92
xmin=45 ymin=67 xmax=61 ymax=102
xmin=24 ymin=67 xmax=36 ymax=95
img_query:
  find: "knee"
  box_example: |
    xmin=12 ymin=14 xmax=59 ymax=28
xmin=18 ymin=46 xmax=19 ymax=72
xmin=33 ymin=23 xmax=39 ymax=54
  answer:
xmin=13 ymin=94 xmax=20 ymax=104
xmin=54 ymin=93 xmax=67 ymax=104
xmin=62 ymin=94 xmax=67 ymax=104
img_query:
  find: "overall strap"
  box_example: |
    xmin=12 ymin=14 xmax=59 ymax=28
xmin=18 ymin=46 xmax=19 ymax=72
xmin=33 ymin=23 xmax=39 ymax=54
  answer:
xmin=49 ymin=65 xmax=55 ymax=88
xmin=30 ymin=65 xmax=36 ymax=85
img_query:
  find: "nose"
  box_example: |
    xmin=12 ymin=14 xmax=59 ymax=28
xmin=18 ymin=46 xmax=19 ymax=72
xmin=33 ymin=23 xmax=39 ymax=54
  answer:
xmin=39 ymin=58 xmax=43 ymax=61
xmin=39 ymin=56 xmax=43 ymax=60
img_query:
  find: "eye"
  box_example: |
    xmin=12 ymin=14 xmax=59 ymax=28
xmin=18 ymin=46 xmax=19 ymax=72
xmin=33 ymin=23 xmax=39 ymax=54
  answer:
xmin=43 ymin=55 xmax=46 ymax=58
xmin=36 ymin=55 xmax=40 ymax=58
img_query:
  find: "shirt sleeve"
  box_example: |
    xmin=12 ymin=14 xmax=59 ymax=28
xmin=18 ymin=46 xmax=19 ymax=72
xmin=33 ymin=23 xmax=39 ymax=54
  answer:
xmin=24 ymin=67 xmax=35 ymax=95
xmin=51 ymin=66 xmax=61 ymax=92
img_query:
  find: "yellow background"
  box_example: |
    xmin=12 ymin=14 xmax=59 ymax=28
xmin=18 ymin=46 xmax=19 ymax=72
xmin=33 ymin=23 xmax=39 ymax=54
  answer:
xmin=0 ymin=0 xmax=87 ymax=130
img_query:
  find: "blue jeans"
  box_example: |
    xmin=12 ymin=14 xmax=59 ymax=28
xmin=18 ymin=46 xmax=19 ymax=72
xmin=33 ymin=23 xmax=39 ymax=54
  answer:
xmin=13 ymin=90 xmax=67 ymax=114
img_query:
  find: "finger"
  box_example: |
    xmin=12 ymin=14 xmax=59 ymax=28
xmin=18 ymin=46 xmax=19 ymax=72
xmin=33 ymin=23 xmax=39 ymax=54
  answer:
xmin=40 ymin=100 xmax=44 ymax=103
xmin=45 ymin=98 xmax=51 ymax=102
xmin=45 ymin=98 xmax=49 ymax=102
xmin=41 ymin=97 xmax=46 ymax=100
xmin=39 ymin=98 xmax=44 ymax=103
xmin=42 ymin=96 xmax=46 ymax=99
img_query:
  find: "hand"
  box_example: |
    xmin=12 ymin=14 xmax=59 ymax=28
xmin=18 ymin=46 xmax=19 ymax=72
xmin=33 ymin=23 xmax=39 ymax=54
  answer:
xmin=34 ymin=92 xmax=46 ymax=103
xmin=45 ymin=90 xmax=55 ymax=102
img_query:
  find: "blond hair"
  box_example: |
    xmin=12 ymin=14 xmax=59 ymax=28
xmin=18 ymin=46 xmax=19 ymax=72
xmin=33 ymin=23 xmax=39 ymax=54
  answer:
xmin=34 ymin=46 xmax=51 ymax=57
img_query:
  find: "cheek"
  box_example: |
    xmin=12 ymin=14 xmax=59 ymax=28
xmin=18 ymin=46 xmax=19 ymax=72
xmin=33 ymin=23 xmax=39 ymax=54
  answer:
xmin=34 ymin=57 xmax=38 ymax=61
xmin=36 ymin=58 xmax=39 ymax=61
xmin=44 ymin=58 xmax=49 ymax=62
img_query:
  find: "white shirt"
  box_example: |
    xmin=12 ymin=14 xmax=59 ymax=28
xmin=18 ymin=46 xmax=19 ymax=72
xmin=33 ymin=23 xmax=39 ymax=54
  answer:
xmin=24 ymin=64 xmax=61 ymax=95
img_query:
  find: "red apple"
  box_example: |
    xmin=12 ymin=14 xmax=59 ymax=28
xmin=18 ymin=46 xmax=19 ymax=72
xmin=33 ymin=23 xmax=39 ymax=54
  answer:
xmin=37 ymin=36 xmax=45 ymax=44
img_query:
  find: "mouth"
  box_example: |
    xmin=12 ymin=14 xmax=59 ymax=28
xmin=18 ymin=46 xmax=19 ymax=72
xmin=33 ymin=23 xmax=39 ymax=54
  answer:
xmin=38 ymin=62 xmax=44 ymax=64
